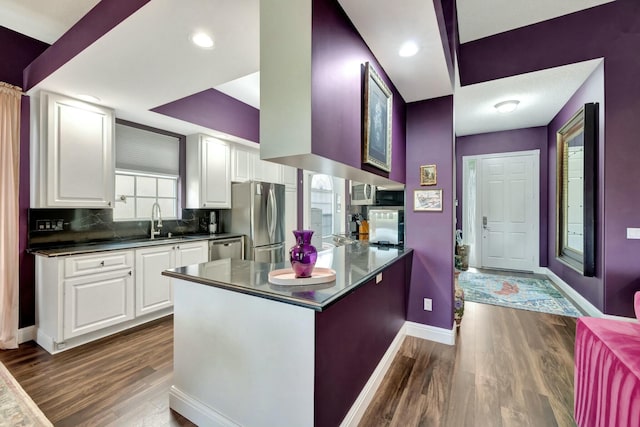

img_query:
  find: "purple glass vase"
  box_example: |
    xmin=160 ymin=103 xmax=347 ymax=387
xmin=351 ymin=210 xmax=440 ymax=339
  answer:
xmin=289 ymin=230 xmax=318 ymax=278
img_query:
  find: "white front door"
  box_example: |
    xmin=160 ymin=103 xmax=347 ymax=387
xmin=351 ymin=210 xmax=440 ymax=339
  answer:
xmin=480 ymin=152 xmax=538 ymax=271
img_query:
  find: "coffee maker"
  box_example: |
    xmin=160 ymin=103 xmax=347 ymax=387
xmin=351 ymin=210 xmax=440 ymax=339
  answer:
xmin=209 ymin=211 xmax=217 ymax=234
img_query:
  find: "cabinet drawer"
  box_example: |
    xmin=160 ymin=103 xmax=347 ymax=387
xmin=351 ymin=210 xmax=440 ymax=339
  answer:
xmin=64 ymin=251 xmax=133 ymax=278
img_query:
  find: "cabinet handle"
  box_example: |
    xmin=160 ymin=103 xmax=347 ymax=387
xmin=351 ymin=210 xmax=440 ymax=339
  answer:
xmin=176 ymin=246 xmax=180 ymax=249
xmin=203 ymin=203 xmax=206 ymax=207
xmin=128 ymin=270 xmax=132 ymax=276
xmin=172 ymin=246 xmax=176 ymax=250
xmin=108 ymin=201 xmax=112 ymax=207
xmin=100 ymin=261 xmax=105 ymax=266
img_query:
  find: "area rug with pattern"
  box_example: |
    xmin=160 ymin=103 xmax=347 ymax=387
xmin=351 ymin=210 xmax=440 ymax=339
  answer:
xmin=0 ymin=360 xmax=52 ymax=426
xmin=458 ymin=271 xmax=583 ymax=317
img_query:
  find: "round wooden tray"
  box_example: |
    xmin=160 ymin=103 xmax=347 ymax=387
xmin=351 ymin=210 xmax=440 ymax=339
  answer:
xmin=268 ymin=267 xmax=336 ymax=285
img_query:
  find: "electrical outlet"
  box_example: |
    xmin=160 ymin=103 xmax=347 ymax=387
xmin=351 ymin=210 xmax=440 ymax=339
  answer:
xmin=376 ymin=273 xmax=383 ymax=283
xmin=423 ymin=298 xmax=432 ymax=311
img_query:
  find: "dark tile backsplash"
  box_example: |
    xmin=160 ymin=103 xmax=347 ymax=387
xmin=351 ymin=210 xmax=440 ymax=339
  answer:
xmin=28 ymin=208 xmax=217 ymax=249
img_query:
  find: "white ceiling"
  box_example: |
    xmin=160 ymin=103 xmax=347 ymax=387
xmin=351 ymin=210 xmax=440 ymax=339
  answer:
xmin=455 ymin=59 xmax=602 ymax=136
xmin=0 ymin=0 xmax=613 ymax=138
xmin=338 ymin=0 xmax=453 ymax=103
xmin=457 ymin=0 xmax=616 ymax=43
xmin=0 ymin=0 xmax=99 ymax=44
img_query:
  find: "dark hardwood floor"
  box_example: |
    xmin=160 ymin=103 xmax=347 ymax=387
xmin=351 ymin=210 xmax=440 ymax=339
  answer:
xmin=0 ymin=302 xmax=577 ymax=426
xmin=0 ymin=316 xmax=194 ymax=427
xmin=360 ymin=302 xmax=577 ymax=427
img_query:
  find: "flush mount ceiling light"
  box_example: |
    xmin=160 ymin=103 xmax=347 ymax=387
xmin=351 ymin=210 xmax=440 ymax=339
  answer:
xmin=399 ymin=40 xmax=419 ymax=57
xmin=191 ymin=31 xmax=215 ymax=49
xmin=494 ymin=100 xmax=520 ymax=113
xmin=76 ymin=94 xmax=101 ymax=103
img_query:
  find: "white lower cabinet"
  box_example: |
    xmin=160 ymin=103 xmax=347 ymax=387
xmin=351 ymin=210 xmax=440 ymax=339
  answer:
xmin=135 ymin=246 xmax=175 ymax=316
xmin=36 ymin=249 xmax=135 ymax=353
xmin=63 ymin=269 xmax=134 ymax=339
xmin=135 ymin=241 xmax=208 ymax=317
xmin=36 ymin=240 xmax=209 ymax=354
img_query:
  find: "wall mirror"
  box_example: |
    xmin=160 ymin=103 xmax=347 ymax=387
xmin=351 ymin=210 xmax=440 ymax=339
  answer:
xmin=556 ymin=103 xmax=598 ymax=276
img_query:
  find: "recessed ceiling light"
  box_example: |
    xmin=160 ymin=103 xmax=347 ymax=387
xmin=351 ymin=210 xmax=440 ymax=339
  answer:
xmin=399 ymin=41 xmax=419 ymax=57
xmin=494 ymin=100 xmax=520 ymax=113
xmin=77 ymin=94 xmax=101 ymax=103
xmin=191 ymin=32 xmax=214 ymax=49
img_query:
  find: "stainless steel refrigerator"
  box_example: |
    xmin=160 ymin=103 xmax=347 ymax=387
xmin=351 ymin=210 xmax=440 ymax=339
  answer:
xmin=221 ymin=181 xmax=286 ymax=263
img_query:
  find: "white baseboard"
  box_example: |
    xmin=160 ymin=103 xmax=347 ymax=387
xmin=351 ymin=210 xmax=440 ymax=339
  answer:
xmin=542 ymin=268 xmax=636 ymax=321
xmin=36 ymin=308 xmax=174 ymax=354
xmin=18 ymin=326 xmax=36 ymax=344
xmin=542 ymin=268 xmax=601 ymax=317
xmin=404 ymin=320 xmax=456 ymax=345
xmin=340 ymin=327 xmax=406 ymax=427
xmin=169 ymin=386 xmax=241 ymax=427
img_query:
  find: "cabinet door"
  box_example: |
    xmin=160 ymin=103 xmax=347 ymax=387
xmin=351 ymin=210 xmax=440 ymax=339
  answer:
xmin=282 ymin=165 xmax=298 ymax=189
xmin=175 ymin=241 xmax=208 ymax=267
xmin=254 ymin=158 xmax=283 ymax=184
xmin=135 ymin=245 xmax=175 ymax=316
xmin=63 ymin=269 xmax=134 ymax=339
xmin=45 ymin=92 xmax=114 ymax=208
xmin=201 ymin=137 xmax=231 ymax=208
xmin=231 ymin=146 xmax=254 ymax=183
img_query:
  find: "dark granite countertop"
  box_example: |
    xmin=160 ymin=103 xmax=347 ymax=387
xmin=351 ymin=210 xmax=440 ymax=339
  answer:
xmin=30 ymin=233 xmax=244 ymax=257
xmin=162 ymin=243 xmax=412 ymax=311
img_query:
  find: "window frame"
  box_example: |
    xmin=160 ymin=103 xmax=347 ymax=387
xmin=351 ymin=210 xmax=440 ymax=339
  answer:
xmin=114 ymin=169 xmax=179 ymax=221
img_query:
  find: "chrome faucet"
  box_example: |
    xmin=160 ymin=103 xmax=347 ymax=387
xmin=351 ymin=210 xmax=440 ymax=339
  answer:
xmin=150 ymin=202 xmax=163 ymax=239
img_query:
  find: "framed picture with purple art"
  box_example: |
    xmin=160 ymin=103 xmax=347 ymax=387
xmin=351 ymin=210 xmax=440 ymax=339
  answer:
xmin=363 ymin=62 xmax=393 ymax=172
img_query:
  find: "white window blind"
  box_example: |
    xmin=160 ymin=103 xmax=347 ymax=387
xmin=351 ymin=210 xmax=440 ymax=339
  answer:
xmin=115 ymin=123 xmax=179 ymax=175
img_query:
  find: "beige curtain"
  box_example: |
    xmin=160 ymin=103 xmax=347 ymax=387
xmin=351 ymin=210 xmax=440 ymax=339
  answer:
xmin=0 ymin=82 xmax=22 ymax=349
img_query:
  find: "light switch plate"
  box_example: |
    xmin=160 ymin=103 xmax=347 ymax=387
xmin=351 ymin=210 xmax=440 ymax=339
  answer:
xmin=376 ymin=273 xmax=382 ymax=283
xmin=627 ymin=228 xmax=640 ymax=239
xmin=423 ymin=298 xmax=432 ymax=311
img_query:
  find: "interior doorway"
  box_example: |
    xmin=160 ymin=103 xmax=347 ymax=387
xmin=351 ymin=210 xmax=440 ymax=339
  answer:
xmin=462 ymin=150 xmax=539 ymax=272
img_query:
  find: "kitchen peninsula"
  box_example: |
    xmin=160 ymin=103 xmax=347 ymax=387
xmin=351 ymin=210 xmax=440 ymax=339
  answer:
xmin=162 ymin=243 xmax=412 ymax=427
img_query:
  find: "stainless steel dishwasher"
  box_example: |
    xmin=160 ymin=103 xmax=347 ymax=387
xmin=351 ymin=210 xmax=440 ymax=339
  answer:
xmin=209 ymin=236 xmax=244 ymax=261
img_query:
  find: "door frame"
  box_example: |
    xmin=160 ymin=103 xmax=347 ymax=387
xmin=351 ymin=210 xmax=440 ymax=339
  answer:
xmin=462 ymin=149 xmax=540 ymax=271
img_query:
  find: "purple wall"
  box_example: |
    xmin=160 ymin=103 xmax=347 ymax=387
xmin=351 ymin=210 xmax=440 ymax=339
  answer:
xmin=23 ymin=0 xmax=150 ymax=90
xmin=310 ymin=0 xmax=406 ymax=183
xmin=0 ymin=26 xmax=48 ymax=87
xmin=459 ymin=0 xmax=640 ymax=316
xmin=406 ymin=96 xmax=454 ymax=329
xmin=455 ymin=127 xmax=548 ymax=265
xmin=152 ymin=88 xmax=260 ymax=143
xmin=19 ymin=98 xmax=35 ymax=328
xmin=547 ymin=62 xmax=605 ymax=311
xmin=315 ymin=255 xmax=407 ymax=427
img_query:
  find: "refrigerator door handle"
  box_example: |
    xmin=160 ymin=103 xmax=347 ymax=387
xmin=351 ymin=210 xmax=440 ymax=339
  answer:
xmin=267 ymin=186 xmax=277 ymax=240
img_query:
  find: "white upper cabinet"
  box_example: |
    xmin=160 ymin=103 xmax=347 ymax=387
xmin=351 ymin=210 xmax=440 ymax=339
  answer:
xmin=282 ymin=165 xmax=298 ymax=189
xmin=230 ymin=143 xmax=299 ymax=188
xmin=231 ymin=145 xmax=257 ymax=183
xmin=254 ymin=156 xmax=282 ymax=184
xmin=39 ymin=91 xmax=115 ymax=208
xmin=186 ymin=134 xmax=231 ymax=209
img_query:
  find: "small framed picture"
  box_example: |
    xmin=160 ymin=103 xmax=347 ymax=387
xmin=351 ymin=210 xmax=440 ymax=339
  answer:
xmin=420 ymin=164 xmax=437 ymax=186
xmin=414 ymin=189 xmax=443 ymax=212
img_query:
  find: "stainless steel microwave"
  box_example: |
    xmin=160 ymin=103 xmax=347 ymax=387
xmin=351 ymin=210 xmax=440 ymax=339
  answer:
xmin=350 ymin=182 xmax=376 ymax=205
